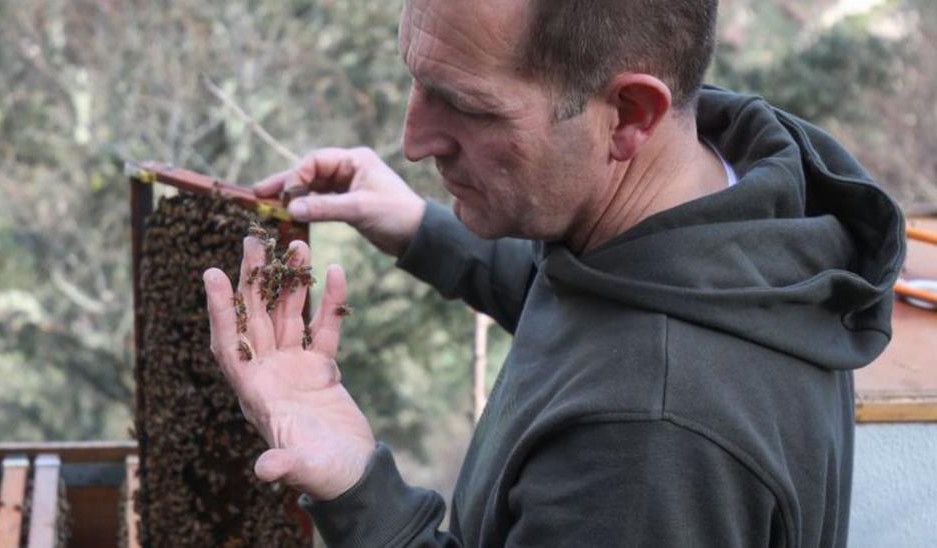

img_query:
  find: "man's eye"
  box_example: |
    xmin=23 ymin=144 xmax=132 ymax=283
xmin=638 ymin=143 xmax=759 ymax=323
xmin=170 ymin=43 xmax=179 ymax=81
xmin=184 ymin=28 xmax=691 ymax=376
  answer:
xmin=453 ymin=104 xmax=492 ymax=120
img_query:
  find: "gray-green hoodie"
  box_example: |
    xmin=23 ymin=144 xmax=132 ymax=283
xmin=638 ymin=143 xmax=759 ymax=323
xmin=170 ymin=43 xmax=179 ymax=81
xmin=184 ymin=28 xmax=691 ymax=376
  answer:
xmin=303 ymin=87 xmax=905 ymax=547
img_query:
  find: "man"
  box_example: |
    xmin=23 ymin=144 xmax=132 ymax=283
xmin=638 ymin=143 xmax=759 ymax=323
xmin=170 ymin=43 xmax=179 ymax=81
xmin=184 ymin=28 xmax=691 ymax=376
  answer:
xmin=203 ymin=0 xmax=905 ymax=546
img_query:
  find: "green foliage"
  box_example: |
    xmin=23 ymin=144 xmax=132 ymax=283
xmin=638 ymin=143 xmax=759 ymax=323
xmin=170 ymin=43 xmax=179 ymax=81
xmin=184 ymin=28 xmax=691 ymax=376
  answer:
xmin=710 ymin=0 xmax=936 ymax=205
xmin=0 ymin=0 xmax=463 ymax=454
xmin=714 ymin=20 xmax=898 ymax=123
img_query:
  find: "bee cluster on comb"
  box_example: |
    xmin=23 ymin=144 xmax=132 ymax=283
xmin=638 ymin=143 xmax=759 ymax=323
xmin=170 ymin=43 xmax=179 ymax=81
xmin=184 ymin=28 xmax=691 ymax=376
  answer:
xmin=135 ymin=192 xmax=311 ymax=547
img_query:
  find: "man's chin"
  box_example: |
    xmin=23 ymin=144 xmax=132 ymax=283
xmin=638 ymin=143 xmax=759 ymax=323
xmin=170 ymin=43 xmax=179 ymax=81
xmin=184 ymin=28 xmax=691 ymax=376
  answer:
xmin=452 ymin=200 xmax=503 ymax=240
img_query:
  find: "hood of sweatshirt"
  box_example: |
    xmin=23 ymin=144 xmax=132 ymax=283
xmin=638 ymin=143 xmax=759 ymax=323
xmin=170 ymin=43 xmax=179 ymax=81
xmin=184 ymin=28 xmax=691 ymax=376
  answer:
xmin=542 ymin=87 xmax=906 ymax=370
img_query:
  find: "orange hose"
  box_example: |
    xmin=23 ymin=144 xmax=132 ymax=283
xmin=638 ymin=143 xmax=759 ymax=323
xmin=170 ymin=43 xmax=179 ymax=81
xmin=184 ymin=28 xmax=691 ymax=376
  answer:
xmin=895 ymin=280 xmax=937 ymax=308
xmin=907 ymin=226 xmax=937 ymax=246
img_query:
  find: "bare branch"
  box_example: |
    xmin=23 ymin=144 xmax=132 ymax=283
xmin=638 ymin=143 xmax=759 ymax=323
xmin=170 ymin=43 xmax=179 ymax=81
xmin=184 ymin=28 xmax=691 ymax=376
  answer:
xmin=51 ymin=269 xmax=107 ymax=315
xmin=201 ymin=75 xmax=300 ymax=164
xmin=473 ymin=313 xmax=492 ymax=423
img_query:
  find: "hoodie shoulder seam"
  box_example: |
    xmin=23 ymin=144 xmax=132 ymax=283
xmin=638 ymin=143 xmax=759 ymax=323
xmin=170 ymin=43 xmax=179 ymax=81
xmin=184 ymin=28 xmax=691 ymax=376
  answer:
xmin=661 ymin=412 xmax=797 ymax=547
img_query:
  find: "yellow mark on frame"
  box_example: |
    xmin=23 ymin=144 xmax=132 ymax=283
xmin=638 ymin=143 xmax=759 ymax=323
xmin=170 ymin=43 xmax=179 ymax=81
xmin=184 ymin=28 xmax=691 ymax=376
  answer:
xmin=256 ymin=202 xmax=292 ymax=222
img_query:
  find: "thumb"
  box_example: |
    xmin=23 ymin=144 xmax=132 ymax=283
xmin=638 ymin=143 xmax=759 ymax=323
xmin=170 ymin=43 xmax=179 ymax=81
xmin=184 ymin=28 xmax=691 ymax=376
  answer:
xmin=288 ymin=193 xmax=363 ymax=224
xmin=254 ymin=448 xmax=307 ymax=485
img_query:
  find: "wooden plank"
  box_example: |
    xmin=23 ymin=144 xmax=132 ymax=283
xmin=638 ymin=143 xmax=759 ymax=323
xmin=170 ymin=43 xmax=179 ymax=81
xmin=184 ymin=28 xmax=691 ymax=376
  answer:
xmin=66 ymin=487 xmax=118 ymax=548
xmin=0 ymin=442 xmax=137 ymax=464
xmin=26 ymin=454 xmax=61 ymax=548
xmin=856 ymin=216 xmax=937 ymax=422
xmin=0 ymin=456 xmax=29 ymax=548
xmin=124 ymin=456 xmax=141 ymax=548
xmin=856 ymin=399 xmax=937 ymax=423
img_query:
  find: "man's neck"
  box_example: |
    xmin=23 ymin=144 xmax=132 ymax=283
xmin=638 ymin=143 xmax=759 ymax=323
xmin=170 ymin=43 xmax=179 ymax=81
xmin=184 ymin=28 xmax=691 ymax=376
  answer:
xmin=568 ymin=115 xmax=727 ymax=254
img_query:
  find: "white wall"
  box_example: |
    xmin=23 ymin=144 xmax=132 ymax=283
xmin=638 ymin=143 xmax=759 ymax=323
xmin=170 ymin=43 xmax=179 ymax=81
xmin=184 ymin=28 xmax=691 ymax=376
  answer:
xmin=849 ymin=423 xmax=937 ymax=547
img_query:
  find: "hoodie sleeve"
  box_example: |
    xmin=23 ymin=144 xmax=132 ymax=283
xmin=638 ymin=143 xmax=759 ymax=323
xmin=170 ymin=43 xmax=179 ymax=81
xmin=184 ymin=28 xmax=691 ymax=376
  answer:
xmin=395 ymin=201 xmax=536 ymax=334
xmin=300 ymin=443 xmax=462 ymax=547
xmin=507 ymin=420 xmax=785 ymax=547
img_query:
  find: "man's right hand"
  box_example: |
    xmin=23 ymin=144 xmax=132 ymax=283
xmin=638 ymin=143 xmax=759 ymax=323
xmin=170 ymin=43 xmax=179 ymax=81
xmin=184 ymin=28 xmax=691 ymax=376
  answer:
xmin=254 ymin=147 xmax=427 ymax=257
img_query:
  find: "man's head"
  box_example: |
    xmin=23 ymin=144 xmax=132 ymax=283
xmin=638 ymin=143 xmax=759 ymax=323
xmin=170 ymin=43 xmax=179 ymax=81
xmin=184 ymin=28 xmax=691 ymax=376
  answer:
xmin=522 ymin=1 xmax=718 ymax=121
xmin=399 ymin=0 xmax=719 ymax=243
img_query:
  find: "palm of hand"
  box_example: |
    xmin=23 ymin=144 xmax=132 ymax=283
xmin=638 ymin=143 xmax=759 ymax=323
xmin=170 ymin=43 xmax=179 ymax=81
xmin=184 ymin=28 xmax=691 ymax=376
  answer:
xmin=204 ymin=238 xmax=375 ymax=501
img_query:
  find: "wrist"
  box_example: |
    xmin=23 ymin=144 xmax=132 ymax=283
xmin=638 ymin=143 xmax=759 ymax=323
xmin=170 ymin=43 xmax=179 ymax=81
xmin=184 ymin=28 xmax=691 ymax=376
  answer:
xmin=391 ymin=197 xmax=427 ymax=258
xmin=307 ymin=441 xmax=378 ymax=502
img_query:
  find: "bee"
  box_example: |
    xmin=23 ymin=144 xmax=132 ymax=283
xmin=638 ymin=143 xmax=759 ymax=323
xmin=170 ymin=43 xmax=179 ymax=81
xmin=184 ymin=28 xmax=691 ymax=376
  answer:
xmin=263 ymin=238 xmax=277 ymax=264
xmin=246 ymin=266 xmax=262 ymax=286
xmin=336 ymin=304 xmax=354 ymax=317
xmin=297 ymin=266 xmax=315 ymax=288
xmin=281 ymin=246 xmax=297 ymax=265
xmin=233 ymin=293 xmax=248 ymax=334
xmin=238 ymin=339 xmax=254 ymax=362
xmin=247 ymin=222 xmax=269 ymax=240
xmin=302 ymin=325 xmax=313 ymax=350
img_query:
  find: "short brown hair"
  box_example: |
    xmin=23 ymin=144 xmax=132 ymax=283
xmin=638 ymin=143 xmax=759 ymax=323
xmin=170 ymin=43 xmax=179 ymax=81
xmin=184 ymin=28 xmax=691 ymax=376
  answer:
xmin=521 ymin=0 xmax=719 ymax=120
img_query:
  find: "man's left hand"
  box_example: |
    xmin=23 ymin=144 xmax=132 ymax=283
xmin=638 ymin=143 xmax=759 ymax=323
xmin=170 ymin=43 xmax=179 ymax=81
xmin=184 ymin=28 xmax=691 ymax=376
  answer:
xmin=203 ymin=237 xmax=376 ymax=501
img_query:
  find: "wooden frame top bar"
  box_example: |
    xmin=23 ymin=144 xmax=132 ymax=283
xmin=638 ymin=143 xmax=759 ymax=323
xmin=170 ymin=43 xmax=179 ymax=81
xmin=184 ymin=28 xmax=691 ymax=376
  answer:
xmin=125 ymin=162 xmax=295 ymax=223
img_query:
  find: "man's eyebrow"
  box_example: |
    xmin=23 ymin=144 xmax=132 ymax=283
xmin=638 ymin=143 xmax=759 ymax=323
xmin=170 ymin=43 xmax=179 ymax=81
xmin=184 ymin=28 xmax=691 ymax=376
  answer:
xmin=421 ymin=79 xmax=504 ymax=112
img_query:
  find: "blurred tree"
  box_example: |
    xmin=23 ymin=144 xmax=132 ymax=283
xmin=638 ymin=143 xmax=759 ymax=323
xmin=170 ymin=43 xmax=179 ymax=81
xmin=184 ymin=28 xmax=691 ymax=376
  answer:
xmin=713 ymin=0 xmax=936 ymax=207
xmin=0 ymin=0 xmax=478 ymax=463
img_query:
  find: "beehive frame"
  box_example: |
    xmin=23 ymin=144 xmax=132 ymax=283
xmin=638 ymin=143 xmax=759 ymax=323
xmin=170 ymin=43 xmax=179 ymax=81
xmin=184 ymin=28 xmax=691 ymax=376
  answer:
xmin=128 ymin=164 xmax=314 ymax=547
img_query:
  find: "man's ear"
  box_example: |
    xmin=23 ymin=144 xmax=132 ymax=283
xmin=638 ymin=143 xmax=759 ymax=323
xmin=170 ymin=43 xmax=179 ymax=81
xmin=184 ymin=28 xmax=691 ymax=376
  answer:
xmin=606 ymin=74 xmax=672 ymax=162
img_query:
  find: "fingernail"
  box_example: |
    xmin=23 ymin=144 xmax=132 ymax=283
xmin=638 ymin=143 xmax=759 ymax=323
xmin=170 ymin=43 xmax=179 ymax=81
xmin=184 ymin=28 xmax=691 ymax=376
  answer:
xmin=288 ymin=200 xmax=309 ymax=218
xmin=203 ymin=268 xmax=224 ymax=285
xmin=288 ymin=241 xmax=303 ymax=263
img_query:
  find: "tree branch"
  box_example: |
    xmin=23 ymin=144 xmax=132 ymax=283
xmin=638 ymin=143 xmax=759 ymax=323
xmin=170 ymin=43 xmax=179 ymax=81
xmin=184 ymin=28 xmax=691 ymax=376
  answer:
xmin=201 ymin=75 xmax=300 ymax=164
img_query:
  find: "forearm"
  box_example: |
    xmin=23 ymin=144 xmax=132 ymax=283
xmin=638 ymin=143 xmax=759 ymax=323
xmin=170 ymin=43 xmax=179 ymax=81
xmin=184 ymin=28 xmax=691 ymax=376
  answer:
xmin=396 ymin=201 xmax=536 ymax=334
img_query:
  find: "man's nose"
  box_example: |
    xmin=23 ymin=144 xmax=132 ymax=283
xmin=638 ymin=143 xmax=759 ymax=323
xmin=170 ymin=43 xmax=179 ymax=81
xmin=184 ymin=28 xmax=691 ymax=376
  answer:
xmin=402 ymin=85 xmax=460 ymax=162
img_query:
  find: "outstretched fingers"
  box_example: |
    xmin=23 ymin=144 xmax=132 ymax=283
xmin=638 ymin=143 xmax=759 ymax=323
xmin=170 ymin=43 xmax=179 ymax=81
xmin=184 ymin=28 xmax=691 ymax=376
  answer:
xmin=308 ymin=264 xmax=349 ymax=360
xmin=204 ymin=268 xmax=244 ymax=385
xmin=272 ymin=240 xmax=312 ymax=349
xmin=238 ymin=237 xmax=276 ymax=357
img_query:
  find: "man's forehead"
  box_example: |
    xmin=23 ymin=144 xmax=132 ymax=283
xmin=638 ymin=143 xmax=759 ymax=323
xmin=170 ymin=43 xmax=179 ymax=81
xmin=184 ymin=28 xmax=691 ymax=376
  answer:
xmin=398 ymin=0 xmax=533 ymax=113
xmin=399 ymin=0 xmax=530 ymax=63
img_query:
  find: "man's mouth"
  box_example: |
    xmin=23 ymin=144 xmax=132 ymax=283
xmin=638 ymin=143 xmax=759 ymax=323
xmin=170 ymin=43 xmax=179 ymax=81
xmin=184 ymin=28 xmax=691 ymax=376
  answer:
xmin=437 ymin=165 xmax=474 ymax=189
xmin=442 ymin=176 xmax=479 ymax=203
xmin=443 ymin=175 xmax=472 ymax=189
